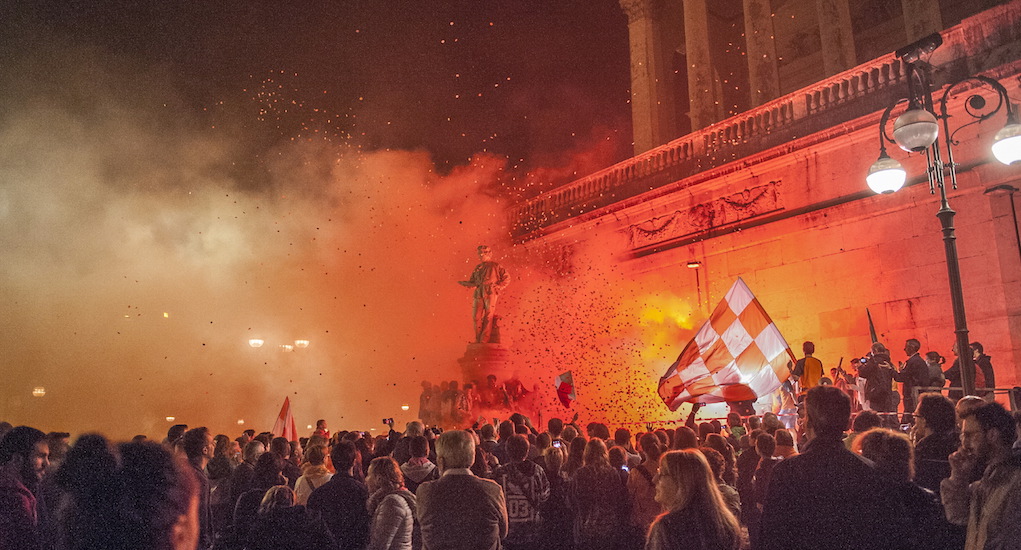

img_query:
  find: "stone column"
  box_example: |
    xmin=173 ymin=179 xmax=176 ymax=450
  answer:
xmin=743 ymin=0 xmax=780 ymax=106
xmin=815 ymin=0 xmax=857 ymax=75
xmin=683 ymin=0 xmax=722 ymax=130
xmin=620 ymin=0 xmax=678 ymax=154
xmin=901 ymin=0 xmax=942 ymax=42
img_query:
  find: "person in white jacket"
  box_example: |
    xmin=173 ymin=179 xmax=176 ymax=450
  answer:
xmin=366 ymin=456 xmax=419 ymax=550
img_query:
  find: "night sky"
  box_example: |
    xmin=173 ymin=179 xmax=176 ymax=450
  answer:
xmin=2 ymin=1 xmax=633 ymax=185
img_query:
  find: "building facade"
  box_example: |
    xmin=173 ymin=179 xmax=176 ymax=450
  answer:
xmin=511 ymin=0 xmax=1021 ymax=401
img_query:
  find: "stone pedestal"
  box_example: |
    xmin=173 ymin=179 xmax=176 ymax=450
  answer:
xmin=458 ymin=343 xmax=515 ymax=385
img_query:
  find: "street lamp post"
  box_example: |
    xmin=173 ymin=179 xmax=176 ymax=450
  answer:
xmin=866 ymin=32 xmax=1021 ymax=398
xmin=686 ymin=260 xmax=704 ymax=315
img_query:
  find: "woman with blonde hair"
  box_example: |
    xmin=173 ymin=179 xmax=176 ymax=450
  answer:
xmin=294 ymin=444 xmax=333 ymax=505
xmin=366 ymin=456 xmax=419 ymax=550
xmin=647 ymin=450 xmax=741 ymax=550
xmin=258 ymin=485 xmax=296 ymax=514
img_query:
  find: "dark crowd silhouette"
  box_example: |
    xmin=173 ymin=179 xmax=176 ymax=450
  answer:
xmin=2 ymin=384 xmax=1020 ymax=550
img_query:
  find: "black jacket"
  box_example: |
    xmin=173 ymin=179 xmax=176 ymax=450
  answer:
xmin=306 ymin=473 xmax=370 ymax=550
xmin=858 ymin=353 xmax=895 ymax=411
xmin=759 ymin=436 xmax=895 ymax=550
xmin=894 ymin=353 xmax=930 ymax=410
xmin=913 ymin=430 xmax=959 ymax=495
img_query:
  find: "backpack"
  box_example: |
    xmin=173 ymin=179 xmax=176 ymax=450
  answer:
xmin=927 ymin=363 xmax=946 ymax=387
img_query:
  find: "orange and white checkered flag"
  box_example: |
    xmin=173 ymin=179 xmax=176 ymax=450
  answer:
xmin=658 ymin=278 xmax=795 ymax=409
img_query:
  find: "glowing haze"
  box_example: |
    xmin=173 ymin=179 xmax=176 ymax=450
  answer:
xmin=0 ymin=15 xmax=706 ymax=440
xmin=0 ymin=46 xmax=516 ymax=438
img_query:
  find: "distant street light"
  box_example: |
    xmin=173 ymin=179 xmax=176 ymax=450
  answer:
xmin=248 ymin=338 xmax=309 ymax=351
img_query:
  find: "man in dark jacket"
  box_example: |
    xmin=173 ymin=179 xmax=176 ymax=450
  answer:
xmin=912 ymin=392 xmax=967 ymax=548
xmin=307 ymin=441 xmax=370 ymax=550
xmin=759 ymin=386 xmax=894 ymax=549
xmin=893 ymin=338 xmax=930 ymax=424
xmin=228 ymin=440 xmax=264 ymax=508
xmin=417 ymin=430 xmax=508 ymax=550
xmin=858 ymin=342 xmax=895 ymax=414
xmin=270 ymin=436 xmax=302 ymax=488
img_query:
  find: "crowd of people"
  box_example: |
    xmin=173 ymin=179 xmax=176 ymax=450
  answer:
xmin=418 ymin=374 xmax=538 ymax=429
xmin=802 ymin=338 xmax=999 ymax=420
xmin=2 ymin=385 xmax=1020 ymax=550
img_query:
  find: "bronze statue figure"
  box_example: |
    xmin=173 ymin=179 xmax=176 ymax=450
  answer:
xmin=458 ymin=245 xmax=509 ymax=343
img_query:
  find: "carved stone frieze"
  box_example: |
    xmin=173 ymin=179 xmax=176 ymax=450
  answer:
xmin=627 ymin=181 xmax=783 ymax=249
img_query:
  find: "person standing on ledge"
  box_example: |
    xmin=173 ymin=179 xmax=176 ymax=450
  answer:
xmin=459 ymin=245 xmax=509 ymax=343
xmin=792 ymin=341 xmax=824 ymax=393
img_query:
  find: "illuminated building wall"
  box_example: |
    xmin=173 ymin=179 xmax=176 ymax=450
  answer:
xmin=510 ymin=1 xmax=1021 ymax=415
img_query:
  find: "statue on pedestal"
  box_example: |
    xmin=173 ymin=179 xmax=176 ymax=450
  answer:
xmin=458 ymin=245 xmax=509 ymax=343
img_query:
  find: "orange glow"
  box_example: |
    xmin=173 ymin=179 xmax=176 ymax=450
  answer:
xmin=497 ymin=238 xmax=708 ymax=427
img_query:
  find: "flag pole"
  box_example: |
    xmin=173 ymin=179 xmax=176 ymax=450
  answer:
xmin=866 ymin=308 xmax=879 ymax=343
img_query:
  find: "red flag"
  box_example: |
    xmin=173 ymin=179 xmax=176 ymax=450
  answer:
xmin=271 ymin=397 xmax=298 ymax=442
xmin=555 ymin=371 xmax=575 ymax=408
xmin=658 ymin=278 xmax=796 ymax=409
